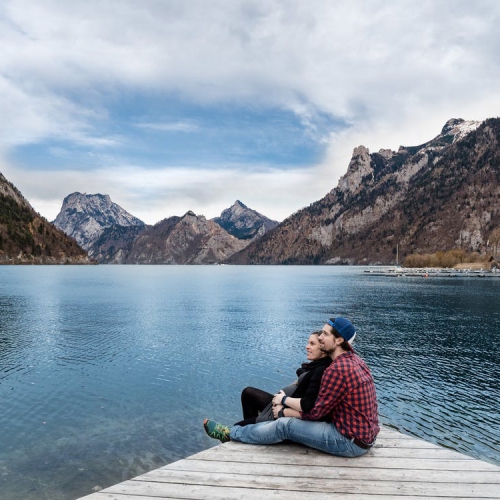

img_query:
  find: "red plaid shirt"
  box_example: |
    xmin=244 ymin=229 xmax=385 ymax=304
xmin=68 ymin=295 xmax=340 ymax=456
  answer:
xmin=301 ymin=351 xmax=379 ymax=444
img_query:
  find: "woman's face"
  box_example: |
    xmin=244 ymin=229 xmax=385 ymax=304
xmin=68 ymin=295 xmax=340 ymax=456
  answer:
xmin=306 ymin=334 xmax=325 ymax=361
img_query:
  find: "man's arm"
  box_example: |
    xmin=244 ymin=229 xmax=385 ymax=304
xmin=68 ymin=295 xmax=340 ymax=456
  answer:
xmin=300 ymin=366 xmax=346 ymax=421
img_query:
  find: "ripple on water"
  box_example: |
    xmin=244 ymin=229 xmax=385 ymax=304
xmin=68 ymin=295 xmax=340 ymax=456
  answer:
xmin=0 ymin=266 xmax=499 ymax=500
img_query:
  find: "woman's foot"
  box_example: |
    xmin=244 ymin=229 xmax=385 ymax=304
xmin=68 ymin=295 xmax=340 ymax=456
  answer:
xmin=203 ymin=419 xmax=231 ymax=443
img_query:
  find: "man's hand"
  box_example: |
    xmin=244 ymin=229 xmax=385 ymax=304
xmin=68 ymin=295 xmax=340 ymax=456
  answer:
xmin=272 ymin=390 xmax=286 ymax=407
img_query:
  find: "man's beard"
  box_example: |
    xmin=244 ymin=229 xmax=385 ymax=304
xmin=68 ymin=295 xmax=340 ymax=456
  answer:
xmin=320 ymin=345 xmax=334 ymax=355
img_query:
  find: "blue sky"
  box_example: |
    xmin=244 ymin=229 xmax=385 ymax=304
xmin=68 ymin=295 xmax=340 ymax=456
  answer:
xmin=9 ymin=96 xmax=336 ymax=169
xmin=1 ymin=0 xmax=500 ymax=223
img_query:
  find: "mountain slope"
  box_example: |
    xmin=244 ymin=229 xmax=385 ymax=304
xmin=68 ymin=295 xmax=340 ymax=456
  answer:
xmin=229 ymin=118 xmax=500 ymax=265
xmin=0 ymin=173 xmax=90 ymax=264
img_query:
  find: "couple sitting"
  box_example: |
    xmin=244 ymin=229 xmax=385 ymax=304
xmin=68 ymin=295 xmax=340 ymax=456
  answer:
xmin=204 ymin=316 xmax=379 ymax=457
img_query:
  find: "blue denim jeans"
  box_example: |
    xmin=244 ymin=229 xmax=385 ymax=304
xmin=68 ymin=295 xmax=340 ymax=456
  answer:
xmin=230 ymin=417 xmax=368 ymax=457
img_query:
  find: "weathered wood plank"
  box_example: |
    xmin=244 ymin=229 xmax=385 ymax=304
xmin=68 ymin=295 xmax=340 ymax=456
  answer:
xmin=85 ymin=472 xmax=500 ymax=498
xmin=220 ymin=438 xmax=470 ymax=452
xmin=186 ymin=451 xmax=498 ymax=471
xmin=78 ymin=487 xmax=495 ymax=500
xmin=160 ymin=458 xmax=500 ymax=483
xmin=195 ymin=443 xmax=477 ymax=460
xmin=184 ymin=448 xmax=498 ymax=471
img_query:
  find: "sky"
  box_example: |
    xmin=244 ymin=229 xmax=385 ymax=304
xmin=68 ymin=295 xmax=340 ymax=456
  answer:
xmin=1 ymin=0 xmax=500 ymax=224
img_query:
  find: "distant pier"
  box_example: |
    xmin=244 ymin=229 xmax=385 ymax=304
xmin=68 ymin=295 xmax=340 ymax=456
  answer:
xmin=77 ymin=425 xmax=500 ymax=499
xmin=364 ymin=267 xmax=500 ymax=278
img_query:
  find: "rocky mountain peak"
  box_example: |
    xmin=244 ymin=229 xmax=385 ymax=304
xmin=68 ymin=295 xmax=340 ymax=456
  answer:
xmin=234 ymin=200 xmax=248 ymax=209
xmin=337 ymin=145 xmax=372 ymax=195
xmin=115 ymin=212 xmax=247 ymax=264
xmin=212 ymin=200 xmax=278 ymax=240
xmin=378 ymin=149 xmax=395 ymax=159
xmin=53 ymin=192 xmax=145 ymax=251
xmin=445 ymin=118 xmax=483 ymax=143
xmin=441 ymin=118 xmax=465 ymax=135
xmin=337 ymin=118 xmax=485 ymax=199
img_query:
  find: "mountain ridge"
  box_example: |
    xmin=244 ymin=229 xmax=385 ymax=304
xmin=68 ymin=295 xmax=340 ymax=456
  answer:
xmin=53 ymin=194 xmax=276 ymax=264
xmin=5 ymin=116 xmax=498 ymax=266
xmin=0 ymin=173 xmax=91 ymax=264
xmin=112 ymin=211 xmax=248 ymax=264
xmin=228 ymin=118 xmax=500 ymax=265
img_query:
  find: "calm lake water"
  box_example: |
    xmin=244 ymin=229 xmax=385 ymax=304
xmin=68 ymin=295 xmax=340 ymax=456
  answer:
xmin=0 ymin=265 xmax=499 ymax=500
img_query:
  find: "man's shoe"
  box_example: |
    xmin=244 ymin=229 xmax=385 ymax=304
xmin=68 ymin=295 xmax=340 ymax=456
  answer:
xmin=203 ymin=419 xmax=231 ymax=443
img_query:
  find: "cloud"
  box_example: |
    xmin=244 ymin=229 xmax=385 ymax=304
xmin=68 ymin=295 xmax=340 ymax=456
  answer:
xmin=1 ymin=0 xmax=500 ymax=223
xmin=4 ymin=1 xmax=498 ymax=129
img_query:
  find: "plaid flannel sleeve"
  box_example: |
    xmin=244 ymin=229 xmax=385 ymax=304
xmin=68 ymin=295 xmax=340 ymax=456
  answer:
xmin=300 ymin=366 xmax=346 ymax=421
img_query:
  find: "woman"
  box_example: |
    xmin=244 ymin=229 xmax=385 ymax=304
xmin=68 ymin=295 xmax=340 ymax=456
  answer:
xmin=232 ymin=331 xmax=331 ymax=427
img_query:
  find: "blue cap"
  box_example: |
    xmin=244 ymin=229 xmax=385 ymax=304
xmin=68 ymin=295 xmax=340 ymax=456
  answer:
xmin=327 ymin=317 xmax=356 ymax=344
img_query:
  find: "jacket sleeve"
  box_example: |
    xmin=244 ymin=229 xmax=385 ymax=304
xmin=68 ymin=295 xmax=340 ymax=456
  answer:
xmin=301 ymin=366 xmax=347 ymax=421
xmin=297 ymin=366 xmax=328 ymax=413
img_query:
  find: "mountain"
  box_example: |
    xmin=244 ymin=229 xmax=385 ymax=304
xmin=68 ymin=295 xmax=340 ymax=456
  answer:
xmin=52 ymin=192 xmax=147 ymax=258
xmin=109 ymin=211 xmax=248 ymax=264
xmin=229 ymin=118 xmax=500 ymax=265
xmin=89 ymin=224 xmax=149 ymax=264
xmin=0 ymin=173 xmax=90 ymax=264
xmin=54 ymin=196 xmax=276 ymax=264
xmin=212 ymin=200 xmax=279 ymax=240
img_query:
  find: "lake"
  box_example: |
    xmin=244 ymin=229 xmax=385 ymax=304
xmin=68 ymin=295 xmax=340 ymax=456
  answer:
xmin=0 ymin=265 xmax=499 ymax=500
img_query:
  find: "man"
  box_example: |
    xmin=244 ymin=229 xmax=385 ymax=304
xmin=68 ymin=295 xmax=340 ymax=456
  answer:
xmin=204 ymin=316 xmax=379 ymax=457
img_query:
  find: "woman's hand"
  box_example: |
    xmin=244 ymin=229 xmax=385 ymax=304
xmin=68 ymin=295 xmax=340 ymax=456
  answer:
xmin=272 ymin=390 xmax=286 ymax=407
xmin=272 ymin=404 xmax=284 ymax=419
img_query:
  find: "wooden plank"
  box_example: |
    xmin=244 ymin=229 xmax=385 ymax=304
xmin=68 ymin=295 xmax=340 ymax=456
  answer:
xmin=220 ymin=438 xmax=470 ymax=453
xmin=161 ymin=458 xmax=500 ymax=483
xmin=184 ymin=449 xmax=498 ymax=471
xmin=77 ymin=486 xmax=496 ymax=500
xmin=195 ymin=442 xmax=478 ymax=460
xmin=86 ymin=472 xmax=500 ymax=498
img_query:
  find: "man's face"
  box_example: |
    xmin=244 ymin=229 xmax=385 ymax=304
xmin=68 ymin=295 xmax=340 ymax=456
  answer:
xmin=318 ymin=323 xmax=338 ymax=355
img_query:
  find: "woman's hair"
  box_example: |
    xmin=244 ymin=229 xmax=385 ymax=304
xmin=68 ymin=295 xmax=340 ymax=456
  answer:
xmin=310 ymin=330 xmax=322 ymax=337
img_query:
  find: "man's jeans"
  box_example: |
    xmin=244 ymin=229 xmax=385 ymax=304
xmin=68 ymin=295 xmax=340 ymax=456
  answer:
xmin=230 ymin=417 xmax=368 ymax=457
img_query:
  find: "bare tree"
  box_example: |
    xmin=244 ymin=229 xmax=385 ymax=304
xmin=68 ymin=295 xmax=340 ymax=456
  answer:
xmin=489 ymin=227 xmax=500 ymax=256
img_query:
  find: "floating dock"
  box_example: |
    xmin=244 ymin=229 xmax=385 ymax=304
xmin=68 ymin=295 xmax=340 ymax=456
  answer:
xmin=77 ymin=425 xmax=500 ymax=499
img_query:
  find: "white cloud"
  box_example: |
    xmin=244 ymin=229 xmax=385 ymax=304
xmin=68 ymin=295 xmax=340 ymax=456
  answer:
xmin=1 ymin=0 xmax=500 ymax=223
xmin=4 ymin=1 xmax=499 ymax=125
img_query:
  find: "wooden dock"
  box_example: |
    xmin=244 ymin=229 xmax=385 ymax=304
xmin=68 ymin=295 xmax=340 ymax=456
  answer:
xmin=78 ymin=425 xmax=500 ymax=499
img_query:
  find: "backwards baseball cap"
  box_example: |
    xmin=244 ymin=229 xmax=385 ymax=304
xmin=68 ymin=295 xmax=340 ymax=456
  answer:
xmin=327 ymin=317 xmax=356 ymax=344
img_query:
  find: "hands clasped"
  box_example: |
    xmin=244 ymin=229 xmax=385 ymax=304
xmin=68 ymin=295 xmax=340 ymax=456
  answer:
xmin=272 ymin=390 xmax=287 ymax=418
xmin=272 ymin=390 xmax=286 ymax=407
